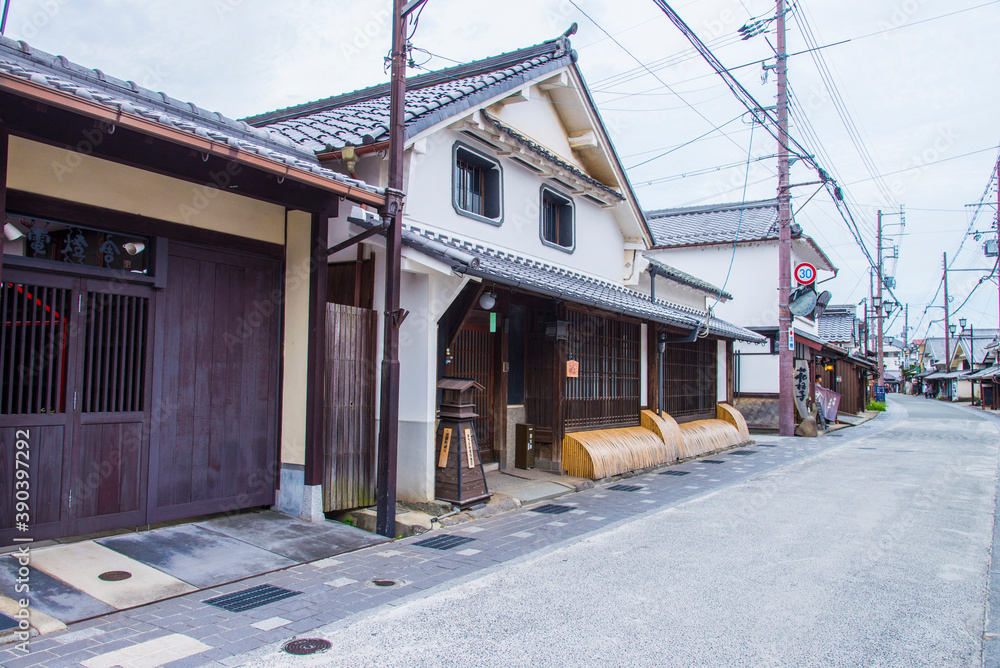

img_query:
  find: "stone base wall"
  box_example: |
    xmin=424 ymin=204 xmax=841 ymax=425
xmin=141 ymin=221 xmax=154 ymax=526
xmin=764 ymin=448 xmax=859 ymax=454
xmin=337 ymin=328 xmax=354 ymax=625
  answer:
xmin=734 ymin=395 xmax=780 ymax=431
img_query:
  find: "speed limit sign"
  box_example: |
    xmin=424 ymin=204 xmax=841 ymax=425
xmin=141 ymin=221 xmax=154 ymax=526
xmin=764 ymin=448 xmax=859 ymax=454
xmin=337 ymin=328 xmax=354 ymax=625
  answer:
xmin=794 ymin=262 xmax=816 ymax=285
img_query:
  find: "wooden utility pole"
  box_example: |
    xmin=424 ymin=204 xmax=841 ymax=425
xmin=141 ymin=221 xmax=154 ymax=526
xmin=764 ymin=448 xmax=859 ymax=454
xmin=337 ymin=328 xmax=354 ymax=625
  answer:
xmin=877 ymin=209 xmax=884 ymax=388
xmin=944 ymin=252 xmax=951 ymax=369
xmin=375 ymin=0 xmax=412 ymax=538
xmin=776 ymin=0 xmax=794 ymax=436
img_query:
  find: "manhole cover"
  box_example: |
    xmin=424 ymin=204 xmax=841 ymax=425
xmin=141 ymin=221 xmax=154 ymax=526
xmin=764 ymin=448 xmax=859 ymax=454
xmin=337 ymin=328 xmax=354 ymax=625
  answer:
xmin=98 ymin=571 xmax=132 ymax=582
xmin=368 ymin=578 xmax=403 ymax=589
xmin=283 ymin=638 xmax=332 ymax=656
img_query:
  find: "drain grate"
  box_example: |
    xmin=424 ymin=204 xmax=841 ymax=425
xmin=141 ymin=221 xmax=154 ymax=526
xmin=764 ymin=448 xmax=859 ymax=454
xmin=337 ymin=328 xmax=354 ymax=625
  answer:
xmin=858 ymin=447 xmax=876 ymax=450
xmin=283 ymin=639 xmax=332 ymax=656
xmin=0 ymin=612 xmax=17 ymax=632
xmin=701 ymin=459 xmax=725 ymax=464
xmin=730 ymin=450 xmax=756 ymax=456
xmin=608 ymin=484 xmax=643 ymax=492
xmin=413 ymin=534 xmax=476 ymax=550
xmin=755 ymin=443 xmax=777 ymax=447
xmin=530 ymin=504 xmax=573 ymax=515
xmin=660 ymin=470 xmax=690 ymax=476
xmin=204 ymin=584 xmax=301 ymax=613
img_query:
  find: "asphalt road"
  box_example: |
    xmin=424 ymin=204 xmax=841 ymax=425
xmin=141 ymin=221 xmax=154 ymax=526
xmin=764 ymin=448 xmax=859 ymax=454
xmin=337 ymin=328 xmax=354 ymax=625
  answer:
xmin=250 ymin=396 xmax=1000 ymax=668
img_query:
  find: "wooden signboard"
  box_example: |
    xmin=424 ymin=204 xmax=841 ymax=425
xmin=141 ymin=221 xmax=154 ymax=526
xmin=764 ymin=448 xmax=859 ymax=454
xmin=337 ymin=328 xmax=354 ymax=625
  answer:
xmin=438 ymin=428 xmax=452 ymax=468
xmin=566 ymin=359 xmax=580 ymax=378
xmin=464 ymin=428 xmax=475 ymax=468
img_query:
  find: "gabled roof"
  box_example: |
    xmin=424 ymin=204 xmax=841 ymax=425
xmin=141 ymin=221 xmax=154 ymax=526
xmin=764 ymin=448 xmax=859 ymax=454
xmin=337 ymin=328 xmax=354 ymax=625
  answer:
xmin=955 ymin=331 xmax=1000 ymax=365
xmin=922 ymin=338 xmax=948 ymax=363
xmin=0 ymin=37 xmax=383 ymax=197
xmin=244 ymin=38 xmax=575 ymax=151
xmin=348 ymin=209 xmax=764 ymax=343
xmin=644 ymin=256 xmax=732 ymax=301
xmin=645 ymin=199 xmax=782 ymax=247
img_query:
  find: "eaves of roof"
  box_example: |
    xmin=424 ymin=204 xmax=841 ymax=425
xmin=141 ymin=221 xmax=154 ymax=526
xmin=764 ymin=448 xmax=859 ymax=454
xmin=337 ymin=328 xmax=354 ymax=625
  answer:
xmin=0 ymin=37 xmax=384 ymax=203
xmin=348 ymin=208 xmax=764 ymax=343
xmin=644 ymin=256 xmax=732 ymax=300
xmin=482 ymin=111 xmax=624 ymax=201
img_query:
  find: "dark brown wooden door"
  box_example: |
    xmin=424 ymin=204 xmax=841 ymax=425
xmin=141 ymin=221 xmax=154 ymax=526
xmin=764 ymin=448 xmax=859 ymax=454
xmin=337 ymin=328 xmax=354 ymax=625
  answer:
xmin=452 ymin=325 xmax=495 ymax=462
xmin=69 ymin=280 xmax=152 ymax=536
xmin=0 ymin=271 xmax=153 ymax=544
xmin=323 ymin=303 xmax=377 ymax=511
xmin=0 ymin=272 xmax=76 ymax=544
xmin=147 ymin=243 xmax=280 ymax=523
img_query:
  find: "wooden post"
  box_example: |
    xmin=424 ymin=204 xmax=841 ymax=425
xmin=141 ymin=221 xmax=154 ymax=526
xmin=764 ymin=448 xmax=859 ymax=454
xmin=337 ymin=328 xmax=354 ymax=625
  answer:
xmin=552 ymin=303 xmax=567 ymax=467
xmin=0 ymin=131 xmax=7 ymax=281
xmin=304 ymin=205 xmax=336 ymax=489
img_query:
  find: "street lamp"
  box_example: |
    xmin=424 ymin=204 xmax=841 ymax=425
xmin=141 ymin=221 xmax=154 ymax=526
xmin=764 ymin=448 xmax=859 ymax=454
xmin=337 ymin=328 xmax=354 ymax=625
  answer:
xmin=950 ymin=324 xmax=957 ymax=335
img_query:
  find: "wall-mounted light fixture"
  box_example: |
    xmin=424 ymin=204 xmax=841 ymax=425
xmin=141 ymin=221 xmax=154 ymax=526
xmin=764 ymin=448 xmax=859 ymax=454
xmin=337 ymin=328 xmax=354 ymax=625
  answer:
xmin=123 ymin=241 xmax=146 ymax=256
xmin=3 ymin=220 xmax=27 ymax=241
xmin=657 ymin=331 xmax=667 ymax=354
xmin=478 ymin=291 xmax=497 ymax=310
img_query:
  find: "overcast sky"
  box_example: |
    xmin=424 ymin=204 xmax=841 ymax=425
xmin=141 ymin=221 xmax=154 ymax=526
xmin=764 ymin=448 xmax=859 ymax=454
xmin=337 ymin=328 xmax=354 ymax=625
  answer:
xmin=7 ymin=0 xmax=1000 ymax=343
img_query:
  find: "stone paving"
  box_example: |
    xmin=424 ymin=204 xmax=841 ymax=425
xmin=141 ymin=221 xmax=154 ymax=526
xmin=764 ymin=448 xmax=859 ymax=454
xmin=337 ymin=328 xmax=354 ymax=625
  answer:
xmin=0 ymin=409 xmax=905 ymax=668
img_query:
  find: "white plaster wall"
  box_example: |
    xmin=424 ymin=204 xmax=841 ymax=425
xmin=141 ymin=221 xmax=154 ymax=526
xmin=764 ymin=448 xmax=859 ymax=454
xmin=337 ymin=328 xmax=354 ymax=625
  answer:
xmin=634 ymin=271 xmax=708 ymax=311
xmin=738 ymin=353 xmax=779 ymax=393
xmin=493 ymin=95 xmax=585 ymax=171
xmin=647 ymin=243 xmax=777 ymax=330
xmin=649 ymin=241 xmax=834 ymax=335
xmin=404 ymin=128 xmax=626 ymax=283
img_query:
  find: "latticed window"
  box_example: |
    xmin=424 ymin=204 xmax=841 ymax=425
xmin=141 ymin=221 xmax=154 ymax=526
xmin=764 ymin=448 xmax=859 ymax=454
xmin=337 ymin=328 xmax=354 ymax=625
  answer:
xmin=664 ymin=339 xmax=718 ymax=421
xmin=541 ymin=187 xmax=574 ymax=250
xmin=453 ymin=144 xmax=502 ymax=223
xmin=564 ymin=310 xmax=641 ymax=431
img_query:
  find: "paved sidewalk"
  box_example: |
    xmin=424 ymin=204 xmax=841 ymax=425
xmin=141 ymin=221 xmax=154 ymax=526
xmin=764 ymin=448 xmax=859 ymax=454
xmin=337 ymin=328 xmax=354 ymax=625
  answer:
xmin=0 ymin=408 xmax=903 ymax=667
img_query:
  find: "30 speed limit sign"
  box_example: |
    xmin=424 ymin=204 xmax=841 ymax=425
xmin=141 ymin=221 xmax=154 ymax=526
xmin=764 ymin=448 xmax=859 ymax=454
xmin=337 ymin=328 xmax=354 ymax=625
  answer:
xmin=794 ymin=262 xmax=816 ymax=285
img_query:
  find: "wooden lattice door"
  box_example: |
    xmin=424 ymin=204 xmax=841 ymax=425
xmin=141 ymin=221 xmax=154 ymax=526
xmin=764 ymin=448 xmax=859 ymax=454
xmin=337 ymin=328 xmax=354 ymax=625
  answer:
xmin=452 ymin=325 xmax=495 ymax=463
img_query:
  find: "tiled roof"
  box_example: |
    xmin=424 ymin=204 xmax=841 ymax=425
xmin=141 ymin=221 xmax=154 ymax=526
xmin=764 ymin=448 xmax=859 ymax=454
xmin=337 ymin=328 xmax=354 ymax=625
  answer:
xmin=644 ymin=199 xmax=782 ymax=247
xmin=818 ymin=307 xmax=857 ymax=344
xmin=245 ymin=38 xmax=575 ymax=151
xmin=348 ymin=209 xmax=764 ymax=343
xmin=0 ymin=37 xmax=382 ymax=195
xmin=644 ymin=256 xmax=732 ymax=301
xmin=923 ymin=338 xmax=948 ymax=363
xmin=956 ymin=331 xmax=1000 ymax=364
xmin=482 ymin=112 xmax=624 ymax=201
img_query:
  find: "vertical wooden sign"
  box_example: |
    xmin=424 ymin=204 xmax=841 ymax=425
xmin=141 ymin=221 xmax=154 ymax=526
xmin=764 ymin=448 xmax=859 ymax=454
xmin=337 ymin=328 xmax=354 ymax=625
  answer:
xmin=566 ymin=360 xmax=580 ymax=378
xmin=438 ymin=428 xmax=452 ymax=468
xmin=464 ymin=428 xmax=476 ymax=468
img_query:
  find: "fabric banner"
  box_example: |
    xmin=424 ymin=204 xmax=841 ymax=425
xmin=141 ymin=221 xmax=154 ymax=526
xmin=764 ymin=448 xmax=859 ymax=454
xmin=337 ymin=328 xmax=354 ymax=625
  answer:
xmin=816 ymin=386 xmax=841 ymax=422
xmin=793 ymin=360 xmax=811 ymax=419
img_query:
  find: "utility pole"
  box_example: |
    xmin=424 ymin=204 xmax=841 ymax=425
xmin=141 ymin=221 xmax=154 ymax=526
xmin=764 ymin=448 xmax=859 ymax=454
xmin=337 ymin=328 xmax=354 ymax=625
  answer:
xmin=877 ymin=210 xmax=884 ymax=390
xmin=996 ymin=158 xmax=999 ymax=335
xmin=375 ymin=0 xmax=410 ymax=539
xmin=775 ymin=0 xmax=794 ymax=436
xmin=944 ymin=252 xmax=951 ymax=370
